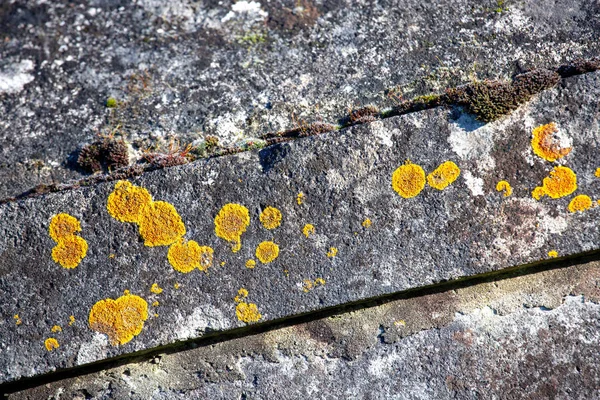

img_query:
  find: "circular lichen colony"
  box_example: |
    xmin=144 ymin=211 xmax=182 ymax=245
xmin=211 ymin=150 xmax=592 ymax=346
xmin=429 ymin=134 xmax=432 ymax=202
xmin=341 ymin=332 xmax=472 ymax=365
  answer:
xmin=51 ymin=235 xmax=88 ymax=269
xmin=106 ymin=181 xmax=153 ymax=223
xmin=49 ymin=213 xmax=81 ymax=242
xmin=531 ymin=122 xmax=572 ymax=162
xmin=532 ymin=166 xmax=577 ymax=200
xmin=392 ymin=162 xmax=426 ymax=198
xmin=214 ymin=203 xmax=250 ymax=252
xmin=568 ymin=194 xmax=592 ymax=213
xmin=44 ymin=338 xmax=59 ymax=351
xmin=426 ymin=161 xmax=461 ymax=190
xmin=88 ymin=292 xmax=148 ymax=346
xmin=259 ymin=206 xmax=282 ymax=230
xmin=167 ymin=239 xmax=201 ymax=273
xmin=235 ymin=302 xmax=262 ymax=323
xmin=138 ymin=201 xmax=186 ymax=247
xmin=496 ymin=180 xmax=513 ymax=197
xmin=255 ymin=241 xmax=279 ymax=264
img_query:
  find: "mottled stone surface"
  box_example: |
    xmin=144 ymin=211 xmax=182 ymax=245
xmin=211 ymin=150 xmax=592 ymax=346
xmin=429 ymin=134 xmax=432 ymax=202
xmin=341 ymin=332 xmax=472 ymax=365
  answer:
xmin=2 ymin=70 xmax=600 ymax=385
xmin=8 ymin=259 xmax=600 ymax=399
xmin=1 ymin=0 xmax=599 ymax=198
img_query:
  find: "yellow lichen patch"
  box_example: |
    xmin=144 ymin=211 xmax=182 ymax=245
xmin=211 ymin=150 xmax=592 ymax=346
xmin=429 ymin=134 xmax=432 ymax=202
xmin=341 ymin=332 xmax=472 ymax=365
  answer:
xmin=392 ymin=161 xmax=426 ymax=198
xmin=14 ymin=314 xmax=22 ymax=326
xmin=548 ymin=250 xmax=559 ymax=258
xmin=394 ymin=320 xmax=406 ymax=327
xmin=150 ymin=283 xmax=163 ymax=294
xmin=362 ymin=218 xmax=372 ymax=228
xmin=315 ymin=278 xmax=326 ymax=285
xmin=426 ymin=161 xmax=461 ymax=190
xmin=69 ymin=316 xmax=75 ymax=326
xmin=246 ymin=259 xmax=256 ymax=269
xmin=214 ymin=203 xmax=250 ymax=252
xmin=235 ymin=302 xmax=262 ymax=323
xmin=568 ymin=194 xmax=593 ymax=213
xmin=234 ymin=288 xmax=249 ymax=303
xmin=174 ymin=283 xmax=180 ymax=290
xmin=198 ymin=246 xmax=214 ymax=272
xmin=106 ymin=180 xmax=153 ymax=223
xmin=51 ymin=325 xmax=62 ymax=333
xmin=256 ymin=241 xmax=280 ymax=264
xmin=44 ymin=338 xmax=59 ymax=351
xmin=302 ymin=224 xmax=315 ymax=238
xmin=51 ymin=235 xmax=88 ymax=269
xmin=167 ymin=239 xmax=201 ymax=273
xmin=532 ymin=166 xmax=577 ymax=200
xmin=531 ymin=122 xmax=571 ymax=162
xmin=49 ymin=213 xmax=81 ymax=242
xmin=138 ymin=201 xmax=186 ymax=247
xmin=496 ymin=180 xmax=513 ymax=197
xmin=88 ymin=292 xmax=149 ymax=346
xmin=327 ymin=247 xmax=338 ymax=258
xmin=596 ymin=168 xmax=600 ymax=178
xmin=297 ymin=192 xmax=304 ymax=205
xmin=302 ymin=278 xmax=326 ymax=293
xmin=152 ymin=301 xmax=159 ymax=307
xmin=260 ymin=206 xmax=282 ymax=230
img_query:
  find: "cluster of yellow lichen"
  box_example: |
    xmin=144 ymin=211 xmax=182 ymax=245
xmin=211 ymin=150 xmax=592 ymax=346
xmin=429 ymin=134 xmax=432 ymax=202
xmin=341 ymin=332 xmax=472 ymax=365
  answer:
xmin=302 ymin=223 xmax=315 ymax=238
xmin=302 ymin=277 xmax=326 ymax=293
xmin=568 ymin=194 xmax=592 ymax=213
xmin=260 ymin=206 xmax=282 ymax=230
xmin=255 ymin=241 xmax=280 ymax=264
xmin=327 ymin=247 xmax=338 ymax=258
xmin=362 ymin=218 xmax=372 ymax=228
xmin=214 ymin=203 xmax=250 ymax=252
xmin=245 ymin=259 xmax=256 ymax=269
xmin=88 ymin=290 xmax=149 ymax=346
xmin=495 ymin=181 xmax=513 ymax=197
xmin=234 ymin=288 xmax=262 ymax=323
xmin=44 ymin=338 xmax=59 ymax=352
xmin=532 ymin=166 xmax=578 ymax=200
xmin=49 ymin=213 xmax=88 ymax=269
xmin=297 ymin=192 xmax=305 ymax=205
xmin=531 ymin=123 xmax=571 ymax=162
xmin=14 ymin=314 xmax=22 ymax=326
xmin=548 ymin=250 xmax=559 ymax=258
xmin=167 ymin=239 xmax=214 ymax=273
xmin=392 ymin=160 xmax=460 ymax=198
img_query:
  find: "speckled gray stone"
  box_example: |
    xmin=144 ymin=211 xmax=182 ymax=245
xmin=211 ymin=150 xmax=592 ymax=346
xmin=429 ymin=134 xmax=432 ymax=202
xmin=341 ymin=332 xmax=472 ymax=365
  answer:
xmin=1 ymin=0 xmax=599 ymax=198
xmin=1 ymin=70 xmax=600 ymax=385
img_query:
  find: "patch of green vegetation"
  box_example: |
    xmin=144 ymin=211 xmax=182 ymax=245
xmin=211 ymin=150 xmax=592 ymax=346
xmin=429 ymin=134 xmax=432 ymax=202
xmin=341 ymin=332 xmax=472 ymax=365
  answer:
xmin=106 ymin=97 xmax=118 ymax=108
xmin=237 ymin=32 xmax=267 ymax=47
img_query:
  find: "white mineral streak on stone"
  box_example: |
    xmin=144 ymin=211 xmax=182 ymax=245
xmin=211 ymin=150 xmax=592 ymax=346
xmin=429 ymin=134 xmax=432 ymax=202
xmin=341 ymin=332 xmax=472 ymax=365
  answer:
xmin=208 ymin=112 xmax=247 ymax=145
xmin=369 ymin=121 xmax=394 ymax=147
xmin=326 ymin=169 xmax=349 ymax=191
xmin=175 ymin=305 xmax=230 ymax=340
xmin=448 ymin=113 xmax=496 ymax=172
xmin=201 ymin=170 xmax=218 ymax=186
xmin=76 ymin=332 xmax=109 ymax=365
xmin=490 ymin=7 xmax=531 ymax=35
xmin=0 ymin=60 xmax=35 ymax=94
xmin=221 ymin=1 xmax=268 ymax=23
xmin=368 ymin=352 xmax=402 ymax=377
xmin=536 ymin=202 xmax=569 ymax=235
xmin=462 ymin=170 xmax=484 ymax=196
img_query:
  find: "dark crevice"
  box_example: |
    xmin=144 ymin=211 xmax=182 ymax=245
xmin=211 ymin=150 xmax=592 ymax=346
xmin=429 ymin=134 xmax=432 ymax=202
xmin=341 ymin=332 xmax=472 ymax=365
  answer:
xmin=0 ymin=57 xmax=598 ymax=205
xmin=2 ymin=248 xmax=600 ymax=396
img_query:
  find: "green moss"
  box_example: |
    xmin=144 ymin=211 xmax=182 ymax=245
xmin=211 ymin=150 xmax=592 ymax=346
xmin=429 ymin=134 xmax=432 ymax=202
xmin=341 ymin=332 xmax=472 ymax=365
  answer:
xmin=106 ymin=97 xmax=118 ymax=108
xmin=412 ymin=94 xmax=441 ymax=104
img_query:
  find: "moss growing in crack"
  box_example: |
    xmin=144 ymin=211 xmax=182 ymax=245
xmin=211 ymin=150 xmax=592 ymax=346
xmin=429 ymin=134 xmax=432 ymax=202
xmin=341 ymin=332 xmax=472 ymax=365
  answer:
xmin=347 ymin=105 xmax=380 ymax=124
xmin=445 ymin=69 xmax=560 ymax=122
xmin=77 ymin=138 xmax=129 ymax=173
xmin=106 ymin=97 xmax=118 ymax=108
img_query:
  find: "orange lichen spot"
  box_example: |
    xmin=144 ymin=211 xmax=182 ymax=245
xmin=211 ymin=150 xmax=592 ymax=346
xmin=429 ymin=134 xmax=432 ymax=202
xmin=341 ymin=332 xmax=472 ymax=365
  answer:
xmin=214 ymin=203 xmax=250 ymax=252
xmin=106 ymin=180 xmax=153 ymax=223
xmin=426 ymin=161 xmax=461 ymax=190
xmin=362 ymin=218 xmax=372 ymax=228
xmin=548 ymin=250 xmax=559 ymax=258
xmin=302 ymin=224 xmax=315 ymax=238
xmin=392 ymin=161 xmax=426 ymax=198
xmin=152 ymin=301 xmax=159 ymax=307
xmin=496 ymin=180 xmax=513 ymax=197
xmin=235 ymin=302 xmax=262 ymax=323
xmin=220 ymin=261 xmax=226 ymax=266
xmin=327 ymin=247 xmax=338 ymax=258
xmin=69 ymin=315 xmax=75 ymax=326
xmin=167 ymin=239 xmax=201 ymax=273
xmin=260 ymin=206 xmax=282 ymax=230
xmin=51 ymin=325 xmax=62 ymax=333
xmin=109 ymin=253 xmax=116 ymax=259
xmin=394 ymin=320 xmax=406 ymax=327
xmin=88 ymin=292 xmax=149 ymax=346
xmin=138 ymin=201 xmax=186 ymax=247
xmin=595 ymin=168 xmax=600 ymax=178
xmin=13 ymin=314 xmax=22 ymax=326
xmin=297 ymin=192 xmax=305 ymax=205
xmin=150 ymin=283 xmax=163 ymax=294
xmin=256 ymin=241 xmax=280 ymax=264
xmin=51 ymin=235 xmax=88 ymax=269
xmin=174 ymin=283 xmax=180 ymax=290
xmin=49 ymin=213 xmax=81 ymax=242
xmin=45 ymin=338 xmax=59 ymax=352
xmin=568 ymin=194 xmax=593 ymax=213
xmin=234 ymin=288 xmax=249 ymax=302
xmin=246 ymin=259 xmax=256 ymax=269
xmin=302 ymin=277 xmax=326 ymax=292
xmin=315 ymin=278 xmax=326 ymax=285
xmin=154 ymin=313 xmax=159 ymax=318
xmin=531 ymin=122 xmax=571 ymax=162
xmin=532 ymin=166 xmax=577 ymax=200
xmin=198 ymin=246 xmax=214 ymax=272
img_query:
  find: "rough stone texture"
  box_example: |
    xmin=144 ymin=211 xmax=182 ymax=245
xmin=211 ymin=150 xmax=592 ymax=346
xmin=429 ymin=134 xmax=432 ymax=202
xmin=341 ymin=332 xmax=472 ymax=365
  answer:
xmin=1 ymin=0 xmax=599 ymax=198
xmin=8 ymin=259 xmax=600 ymax=399
xmin=2 ymin=70 xmax=600 ymax=384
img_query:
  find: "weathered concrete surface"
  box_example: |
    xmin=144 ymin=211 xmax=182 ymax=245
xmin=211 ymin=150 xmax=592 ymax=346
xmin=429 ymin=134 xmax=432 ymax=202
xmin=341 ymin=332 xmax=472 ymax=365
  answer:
xmin=1 ymin=70 xmax=600 ymax=384
xmin=8 ymin=259 xmax=600 ymax=399
xmin=1 ymin=0 xmax=599 ymax=198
